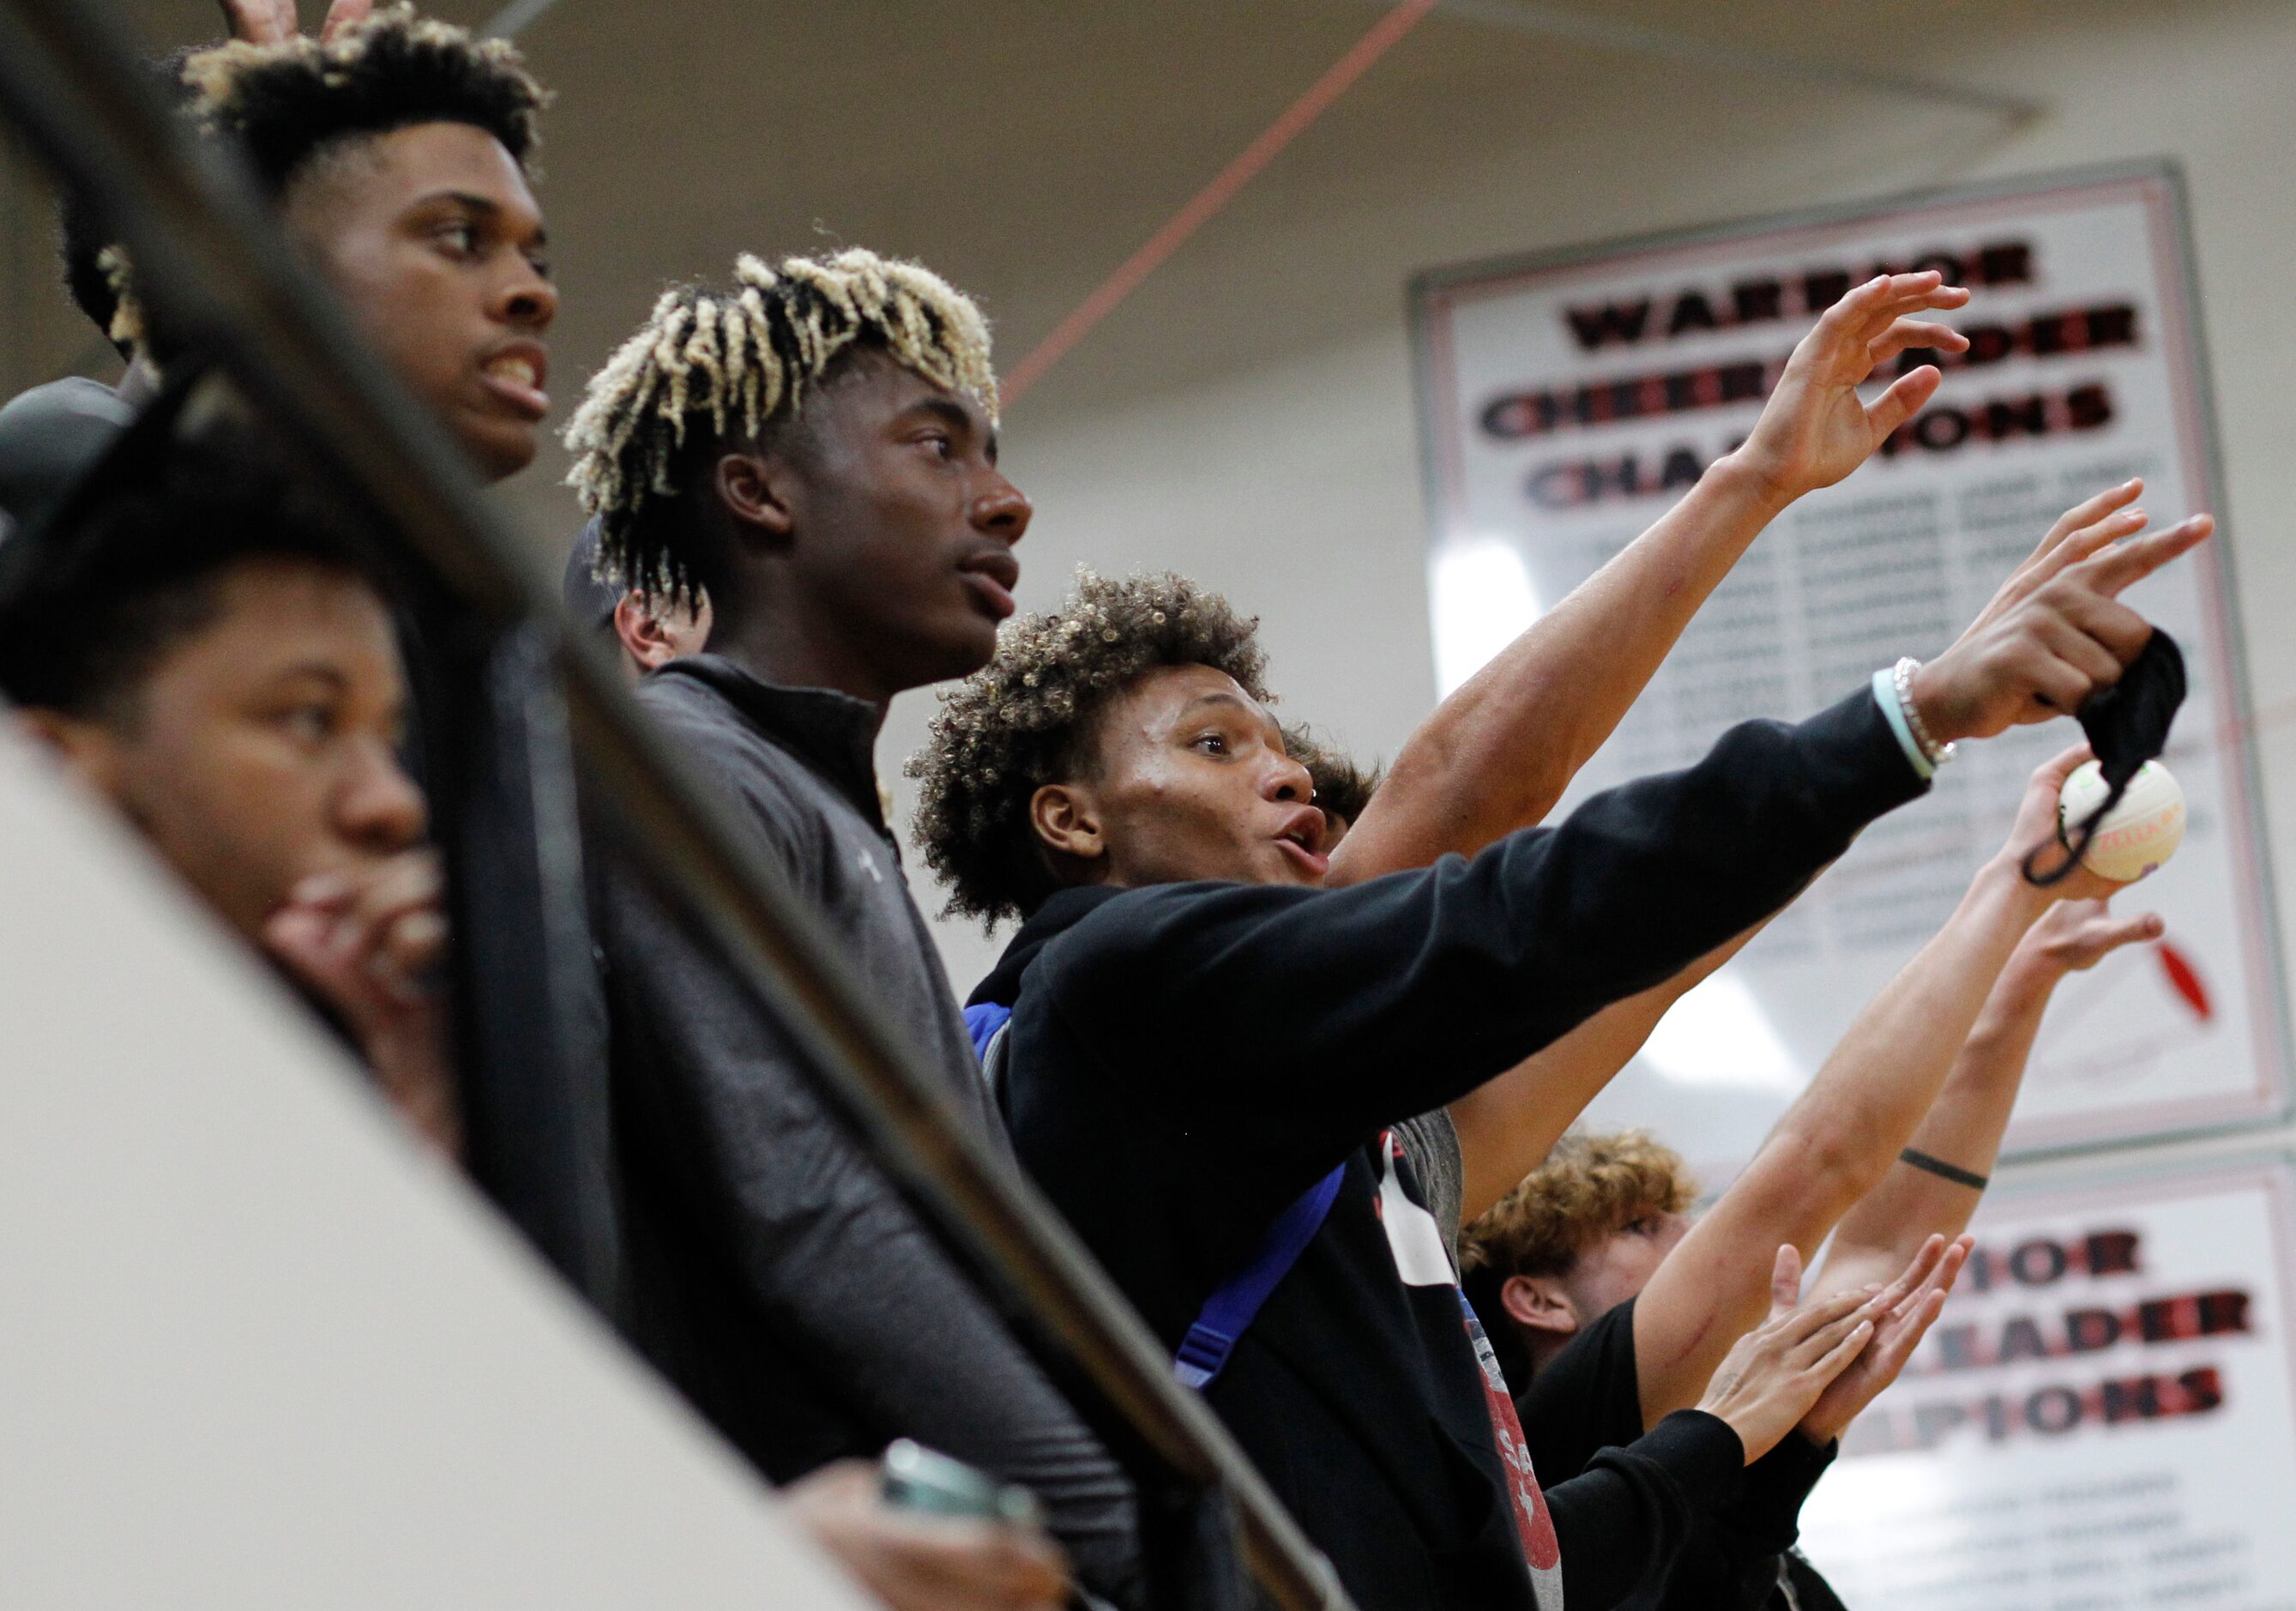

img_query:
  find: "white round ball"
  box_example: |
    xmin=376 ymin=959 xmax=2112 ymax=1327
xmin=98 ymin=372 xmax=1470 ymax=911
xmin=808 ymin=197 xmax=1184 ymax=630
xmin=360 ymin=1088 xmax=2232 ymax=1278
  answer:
xmin=2059 ymin=759 xmax=2185 ymax=882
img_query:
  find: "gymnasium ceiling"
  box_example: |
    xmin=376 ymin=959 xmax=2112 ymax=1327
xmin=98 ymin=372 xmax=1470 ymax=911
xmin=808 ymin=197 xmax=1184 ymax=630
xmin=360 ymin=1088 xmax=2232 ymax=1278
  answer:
xmin=2 ymin=0 xmax=2225 ymax=516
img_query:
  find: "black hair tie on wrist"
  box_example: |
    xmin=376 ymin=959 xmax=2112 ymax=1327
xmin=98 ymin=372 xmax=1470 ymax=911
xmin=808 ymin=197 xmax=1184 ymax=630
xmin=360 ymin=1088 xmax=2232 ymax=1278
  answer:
xmin=1899 ymin=1147 xmax=1990 ymax=1191
xmin=2022 ymin=629 xmax=2186 ymax=887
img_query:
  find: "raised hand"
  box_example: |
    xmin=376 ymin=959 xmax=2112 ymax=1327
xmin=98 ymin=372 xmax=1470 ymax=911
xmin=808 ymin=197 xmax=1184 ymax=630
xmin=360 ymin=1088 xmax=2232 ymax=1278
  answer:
xmin=1997 ymin=746 xmax=2138 ymax=902
xmin=1911 ymin=489 xmax=2211 ymax=745
xmin=1729 ymin=270 xmax=1970 ymax=504
xmin=1697 ymin=1244 xmax=1878 ymax=1463
xmin=1799 ymin=1234 xmax=1969 ymax=1444
xmin=218 ymin=0 xmax=372 ymax=45
xmin=2014 ymin=893 xmax=2164 ymax=979
xmin=262 ymin=848 xmax=457 ymax=1157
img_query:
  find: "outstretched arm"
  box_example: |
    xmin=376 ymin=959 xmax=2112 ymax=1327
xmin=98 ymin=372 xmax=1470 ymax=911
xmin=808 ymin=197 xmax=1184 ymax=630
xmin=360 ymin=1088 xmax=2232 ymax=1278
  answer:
xmin=1327 ymin=271 xmax=1968 ymax=886
xmin=1450 ymin=921 xmax=1763 ymax=1223
xmin=1625 ymin=745 xmax=2132 ymax=1430
xmin=1812 ymin=896 xmax=2160 ymax=1301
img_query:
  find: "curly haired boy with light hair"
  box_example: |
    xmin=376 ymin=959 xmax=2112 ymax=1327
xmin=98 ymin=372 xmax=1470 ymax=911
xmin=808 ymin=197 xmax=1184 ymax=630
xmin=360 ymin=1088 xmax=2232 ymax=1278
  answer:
xmin=1458 ymin=1131 xmax=1698 ymax=1384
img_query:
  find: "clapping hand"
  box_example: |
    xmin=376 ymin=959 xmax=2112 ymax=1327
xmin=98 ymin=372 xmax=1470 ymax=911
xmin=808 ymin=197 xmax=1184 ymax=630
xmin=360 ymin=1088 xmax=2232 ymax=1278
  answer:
xmin=1697 ymin=1245 xmax=1881 ymax=1463
xmin=1799 ymin=1234 xmax=1969 ymax=1445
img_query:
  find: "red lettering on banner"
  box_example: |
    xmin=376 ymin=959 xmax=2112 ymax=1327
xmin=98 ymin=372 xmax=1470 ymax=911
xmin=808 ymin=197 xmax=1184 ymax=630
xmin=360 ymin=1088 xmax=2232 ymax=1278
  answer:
xmin=1558 ymin=238 xmax=2037 ymax=353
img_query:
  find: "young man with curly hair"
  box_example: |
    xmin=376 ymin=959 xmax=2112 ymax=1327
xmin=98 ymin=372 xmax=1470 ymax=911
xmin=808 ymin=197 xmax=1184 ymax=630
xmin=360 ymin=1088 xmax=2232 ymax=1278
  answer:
xmin=909 ymin=447 xmax=2201 ymax=1608
xmin=0 ymin=3 xmax=554 ymax=521
xmin=555 ymin=248 xmax=1128 ymax=1603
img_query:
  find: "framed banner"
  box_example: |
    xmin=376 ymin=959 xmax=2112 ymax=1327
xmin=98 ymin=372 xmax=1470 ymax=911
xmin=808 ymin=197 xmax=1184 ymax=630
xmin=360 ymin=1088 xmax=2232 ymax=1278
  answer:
xmin=1796 ymin=1151 xmax=2296 ymax=1608
xmin=1411 ymin=164 xmax=2288 ymax=1172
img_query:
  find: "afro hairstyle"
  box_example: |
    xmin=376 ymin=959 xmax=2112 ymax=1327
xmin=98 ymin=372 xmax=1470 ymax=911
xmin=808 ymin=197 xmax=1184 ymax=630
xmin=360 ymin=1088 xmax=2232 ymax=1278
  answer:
xmin=907 ymin=568 xmax=1273 ymax=926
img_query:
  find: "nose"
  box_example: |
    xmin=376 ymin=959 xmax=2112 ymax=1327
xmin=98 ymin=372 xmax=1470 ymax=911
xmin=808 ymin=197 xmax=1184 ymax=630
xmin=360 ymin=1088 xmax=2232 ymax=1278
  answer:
xmin=338 ymin=738 xmax=430 ymax=854
xmin=973 ymin=472 xmax=1032 ymax=545
xmin=1263 ymin=751 xmax=1315 ymax=806
xmin=497 ymin=260 xmax=558 ymax=334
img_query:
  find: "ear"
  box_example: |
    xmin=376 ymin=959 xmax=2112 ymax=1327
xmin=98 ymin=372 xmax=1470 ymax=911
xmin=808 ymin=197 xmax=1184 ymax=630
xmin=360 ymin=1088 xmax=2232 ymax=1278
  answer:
xmin=613 ymin=594 xmax=685 ymax=673
xmin=714 ymin=450 xmax=794 ymax=543
xmin=16 ymin=708 xmax=124 ymax=799
xmin=1500 ymin=1274 xmax=1581 ymax=1342
xmin=1029 ymin=781 xmax=1106 ymax=866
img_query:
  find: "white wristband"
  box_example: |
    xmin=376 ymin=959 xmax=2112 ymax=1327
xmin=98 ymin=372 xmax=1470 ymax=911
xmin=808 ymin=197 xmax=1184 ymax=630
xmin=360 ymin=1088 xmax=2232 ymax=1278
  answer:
xmin=1872 ymin=667 xmax=1934 ymax=781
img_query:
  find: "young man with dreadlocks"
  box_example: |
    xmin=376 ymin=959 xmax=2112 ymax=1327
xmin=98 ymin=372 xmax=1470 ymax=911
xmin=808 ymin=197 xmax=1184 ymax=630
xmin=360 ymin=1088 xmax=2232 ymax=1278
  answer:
xmin=557 ymin=250 xmax=1137 ymax=1602
xmin=0 ymin=2 xmax=554 ymax=523
xmin=909 ymin=450 xmax=2201 ymax=1606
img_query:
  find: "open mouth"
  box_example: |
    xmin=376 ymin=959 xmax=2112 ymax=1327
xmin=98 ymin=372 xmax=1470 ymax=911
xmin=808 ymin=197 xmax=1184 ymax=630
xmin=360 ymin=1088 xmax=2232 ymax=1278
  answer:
xmin=1275 ymin=812 xmax=1329 ymax=879
xmin=477 ymin=342 xmax=551 ymax=419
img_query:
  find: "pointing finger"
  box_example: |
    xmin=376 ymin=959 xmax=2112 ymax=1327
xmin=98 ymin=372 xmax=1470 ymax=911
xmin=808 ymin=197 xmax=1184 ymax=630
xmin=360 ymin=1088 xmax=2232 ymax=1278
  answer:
xmin=2048 ymin=504 xmax=2154 ymax=576
xmin=2081 ymin=513 xmax=2213 ymax=596
xmin=2023 ymin=480 xmax=2145 ymax=576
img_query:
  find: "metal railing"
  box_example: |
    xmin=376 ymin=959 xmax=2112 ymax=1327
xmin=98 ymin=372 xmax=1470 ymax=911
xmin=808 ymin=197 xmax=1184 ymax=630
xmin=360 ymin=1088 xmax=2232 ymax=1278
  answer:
xmin=0 ymin=2 xmax=1348 ymax=1607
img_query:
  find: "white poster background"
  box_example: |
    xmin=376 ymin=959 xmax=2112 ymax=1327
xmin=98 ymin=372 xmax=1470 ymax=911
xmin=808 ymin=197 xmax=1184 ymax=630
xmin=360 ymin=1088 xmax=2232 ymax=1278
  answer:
xmin=1797 ymin=1155 xmax=2296 ymax=1609
xmin=1411 ymin=167 xmax=2287 ymax=1173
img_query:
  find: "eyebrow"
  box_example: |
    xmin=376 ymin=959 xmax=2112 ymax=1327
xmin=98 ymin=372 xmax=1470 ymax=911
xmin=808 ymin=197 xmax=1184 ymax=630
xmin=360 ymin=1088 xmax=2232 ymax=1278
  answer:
xmin=420 ymin=189 xmax=501 ymax=217
xmin=1178 ymin=691 xmax=1271 ymax=727
xmin=416 ymin=190 xmax=550 ymax=248
xmin=269 ymin=662 xmax=352 ymax=691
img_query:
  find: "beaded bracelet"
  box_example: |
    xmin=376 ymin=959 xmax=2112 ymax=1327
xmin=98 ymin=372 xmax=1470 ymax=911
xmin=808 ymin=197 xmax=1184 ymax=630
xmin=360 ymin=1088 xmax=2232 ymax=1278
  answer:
xmin=1893 ymin=656 xmax=1957 ymax=770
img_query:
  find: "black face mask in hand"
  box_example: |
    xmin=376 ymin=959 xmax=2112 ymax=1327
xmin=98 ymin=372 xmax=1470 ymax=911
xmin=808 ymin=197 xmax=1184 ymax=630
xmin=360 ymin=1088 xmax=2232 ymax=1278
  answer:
xmin=2022 ymin=629 xmax=2187 ymax=886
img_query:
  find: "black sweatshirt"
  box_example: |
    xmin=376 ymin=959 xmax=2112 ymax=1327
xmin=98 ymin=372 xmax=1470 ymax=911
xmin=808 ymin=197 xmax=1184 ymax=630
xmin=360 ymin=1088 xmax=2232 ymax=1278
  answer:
xmin=971 ymin=687 xmax=1925 ymax=1608
xmin=594 ymin=659 xmax=1142 ymax=1604
xmin=1516 ymin=1297 xmax=1847 ymax=1610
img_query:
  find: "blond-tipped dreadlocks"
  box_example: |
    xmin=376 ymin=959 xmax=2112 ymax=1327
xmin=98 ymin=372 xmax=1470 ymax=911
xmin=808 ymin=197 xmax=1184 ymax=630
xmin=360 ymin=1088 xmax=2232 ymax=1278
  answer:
xmin=563 ymin=248 xmax=998 ymax=608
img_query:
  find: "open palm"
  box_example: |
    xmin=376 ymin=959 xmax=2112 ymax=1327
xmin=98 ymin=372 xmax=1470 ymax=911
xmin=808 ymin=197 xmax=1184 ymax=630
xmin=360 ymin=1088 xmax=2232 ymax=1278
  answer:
xmin=1735 ymin=271 xmax=1968 ymax=500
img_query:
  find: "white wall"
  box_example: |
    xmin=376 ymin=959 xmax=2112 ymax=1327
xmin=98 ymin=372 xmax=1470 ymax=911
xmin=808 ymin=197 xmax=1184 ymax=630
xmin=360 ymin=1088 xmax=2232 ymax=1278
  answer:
xmin=0 ymin=727 xmax=874 ymax=1611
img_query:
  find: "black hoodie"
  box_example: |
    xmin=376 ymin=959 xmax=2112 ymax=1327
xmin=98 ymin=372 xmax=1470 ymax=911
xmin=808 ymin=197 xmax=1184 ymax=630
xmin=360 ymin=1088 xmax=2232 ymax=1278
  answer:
xmin=970 ymin=686 xmax=1925 ymax=1609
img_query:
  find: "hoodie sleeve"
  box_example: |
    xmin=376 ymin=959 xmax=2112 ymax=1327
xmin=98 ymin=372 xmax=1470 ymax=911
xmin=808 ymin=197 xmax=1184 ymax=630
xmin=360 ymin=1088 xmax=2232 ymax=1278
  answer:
xmin=1541 ymin=1410 xmax=1745 ymax=1608
xmin=1048 ymin=686 xmax=1925 ymax=1179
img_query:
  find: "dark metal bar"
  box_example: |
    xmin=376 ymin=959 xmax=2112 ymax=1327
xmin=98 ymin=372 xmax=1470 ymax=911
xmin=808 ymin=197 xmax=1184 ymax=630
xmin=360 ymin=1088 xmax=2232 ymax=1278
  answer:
xmin=424 ymin=618 xmax=619 ymax=1303
xmin=0 ymin=2 xmax=1347 ymax=1604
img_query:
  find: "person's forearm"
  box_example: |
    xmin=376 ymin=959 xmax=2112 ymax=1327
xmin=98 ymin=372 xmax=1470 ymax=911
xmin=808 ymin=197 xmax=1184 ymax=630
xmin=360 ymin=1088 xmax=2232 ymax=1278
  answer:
xmin=1759 ymin=860 xmax=2049 ymax=1215
xmin=1815 ymin=958 xmax=2061 ymax=1296
xmin=1328 ymin=453 xmax=1791 ymax=884
xmin=1632 ymin=857 xmax=2047 ymax=1424
xmin=1450 ymin=923 xmax=1762 ymax=1223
